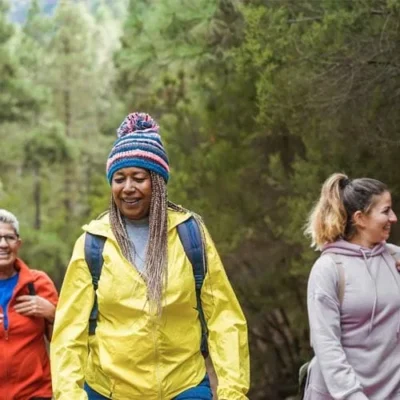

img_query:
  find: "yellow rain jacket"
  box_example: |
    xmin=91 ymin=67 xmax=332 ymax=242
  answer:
xmin=51 ymin=209 xmax=250 ymax=400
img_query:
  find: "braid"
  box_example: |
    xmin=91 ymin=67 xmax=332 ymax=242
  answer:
xmin=109 ymin=172 xmax=169 ymax=314
xmin=109 ymin=197 xmax=133 ymax=263
xmin=109 ymin=174 xmax=205 ymax=315
xmin=167 ymin=201 xmax=188 ymax=213
xmin=168 ymin=201 xmax=205 ymax=235
xmin=145 ymin=171 xmax=168 ymax=314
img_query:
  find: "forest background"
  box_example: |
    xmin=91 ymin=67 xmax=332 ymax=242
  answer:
xmin=1 ymin=0 xmax=400 ymax=398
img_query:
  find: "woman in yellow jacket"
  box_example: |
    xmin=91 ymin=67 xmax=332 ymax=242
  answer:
xmin=51 ymin=112 xmax=250 ymax=400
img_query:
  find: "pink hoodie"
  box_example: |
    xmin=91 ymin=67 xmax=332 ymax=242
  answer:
xmin=305 ymin=240 xmax=400 ymax=400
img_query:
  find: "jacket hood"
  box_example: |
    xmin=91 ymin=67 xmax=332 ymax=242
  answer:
xmin=82 ymin=208 xmax=192 ymax=239
xmin=322 ymin=239 xmax=386 ymax=258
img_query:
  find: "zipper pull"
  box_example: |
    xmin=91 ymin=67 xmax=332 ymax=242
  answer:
xmin=5 ymin=329 xmax=9 ymax=340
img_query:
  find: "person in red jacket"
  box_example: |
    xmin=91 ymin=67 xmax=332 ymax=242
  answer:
xmin=0 ymin=209 xmax=58 ymax=400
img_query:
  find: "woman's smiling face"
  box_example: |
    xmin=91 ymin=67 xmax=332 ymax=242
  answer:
xmin=0 ymin=222 xmax=21 ymax=270
xmin=111 ymin=167 xmax=152 ymax=220
xmin=357 ymin=191 xmax=397 ymax=246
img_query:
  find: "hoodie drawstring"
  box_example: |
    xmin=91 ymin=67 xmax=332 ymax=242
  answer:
xmin=360 ymin=249 xmax=379 ymax=335
xmin=323 ymin=241 xmax=400 ymax=340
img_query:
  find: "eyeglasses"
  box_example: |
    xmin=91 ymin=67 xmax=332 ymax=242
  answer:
xmin=0 ymin=235 xmax=19 ymax=245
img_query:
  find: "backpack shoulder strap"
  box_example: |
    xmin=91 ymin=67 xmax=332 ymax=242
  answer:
xmin=323 ymin=252 xmax=345 ymax=306
xmin=84 ymin=232 xmax=106 ymax=335
xmin=177 ymin=216 xmax=207 ymax=277
xmin=385 ymin=243 xmax=400 ymax=261
xmin=177 ymin=216 xmax=209 ymax=356
xmin=27 ymin=282 xmax=36 ymax=296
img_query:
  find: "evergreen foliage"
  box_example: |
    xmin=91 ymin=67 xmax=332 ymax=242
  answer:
xmin=1 ymin=0 xmax=400 ymax=398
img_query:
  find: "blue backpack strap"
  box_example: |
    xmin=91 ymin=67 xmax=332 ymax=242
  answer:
xmin=27 ymin=282 xmax=36 ymax=296
xmin=177 ymin=216 xmax=209 ymax=357
xmin=84 ymin=232 xmax=106 ymax=335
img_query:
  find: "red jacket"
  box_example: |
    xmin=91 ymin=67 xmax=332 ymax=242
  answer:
xmin=0 ymin=259 xmax=58 ymax=400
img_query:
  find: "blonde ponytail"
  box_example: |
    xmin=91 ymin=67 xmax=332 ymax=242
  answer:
xmin=304 ymin=173 xmax=348 ymax=249
xmin=305 ymin=173 xmax=388 ymax=249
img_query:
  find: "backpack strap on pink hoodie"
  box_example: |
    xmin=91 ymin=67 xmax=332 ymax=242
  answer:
xmin=323 ymin=252 xmax=345 ymax=306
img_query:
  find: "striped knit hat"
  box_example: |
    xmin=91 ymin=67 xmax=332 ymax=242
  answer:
xmin=106 ymin=112 xmax=169 ymax=183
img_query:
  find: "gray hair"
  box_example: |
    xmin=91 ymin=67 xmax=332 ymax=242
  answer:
xmin=0 ymin=209 xmax=20 ymax=235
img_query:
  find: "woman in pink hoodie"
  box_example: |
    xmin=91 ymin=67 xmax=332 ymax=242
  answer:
xmin=304 ymin=173 xmax=400 ymax=400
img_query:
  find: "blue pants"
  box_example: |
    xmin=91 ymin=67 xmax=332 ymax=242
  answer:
xmin=84 ymin=375 xmax=212 ymax=400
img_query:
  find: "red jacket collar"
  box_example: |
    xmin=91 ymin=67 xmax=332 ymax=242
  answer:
xmin=13 ymin=258 xmax=35 ymax=295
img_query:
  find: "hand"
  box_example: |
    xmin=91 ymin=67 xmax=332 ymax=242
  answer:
xmin=14 ymin=295 xmax=55 ymax=322
xmin=397 ymin=260 xmax=400 ymax=272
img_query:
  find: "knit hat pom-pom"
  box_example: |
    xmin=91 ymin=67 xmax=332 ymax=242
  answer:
xmin=116 ymin=112 xmax=160 ymax=138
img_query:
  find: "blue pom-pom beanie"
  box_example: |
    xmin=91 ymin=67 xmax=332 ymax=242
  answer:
xmin=106 ymin=112 xmax=169 ymax=183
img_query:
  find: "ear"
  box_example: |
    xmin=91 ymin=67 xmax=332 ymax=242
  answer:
xmin=352 ymin=210 xmax=367 ymax=229
xmin=15 ymin=238 xmax=22 ymax=251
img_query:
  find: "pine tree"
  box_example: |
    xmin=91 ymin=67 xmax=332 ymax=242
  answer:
xmin=0 ymin=0 xmax=36 ymax=122
xmin=47 ymin=0 xmax=120 ymax=227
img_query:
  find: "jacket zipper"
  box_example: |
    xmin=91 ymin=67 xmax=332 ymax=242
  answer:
xmin=5 ymin=338 xmax=9 ymax=400
xmin=2 ymin=271 xmax=34 ymax=400
xmin=5 ymin=302 xmax=11 ymax=341
xmin=2 ymin=319 xmax=9 ymax=400
xmin=151 ymin=321 xmax=163 ymax=400
xmin=108 ymin=379 xmax=116 ymax=398
xmin=5 ymin=303 xmax=10 ymax=400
